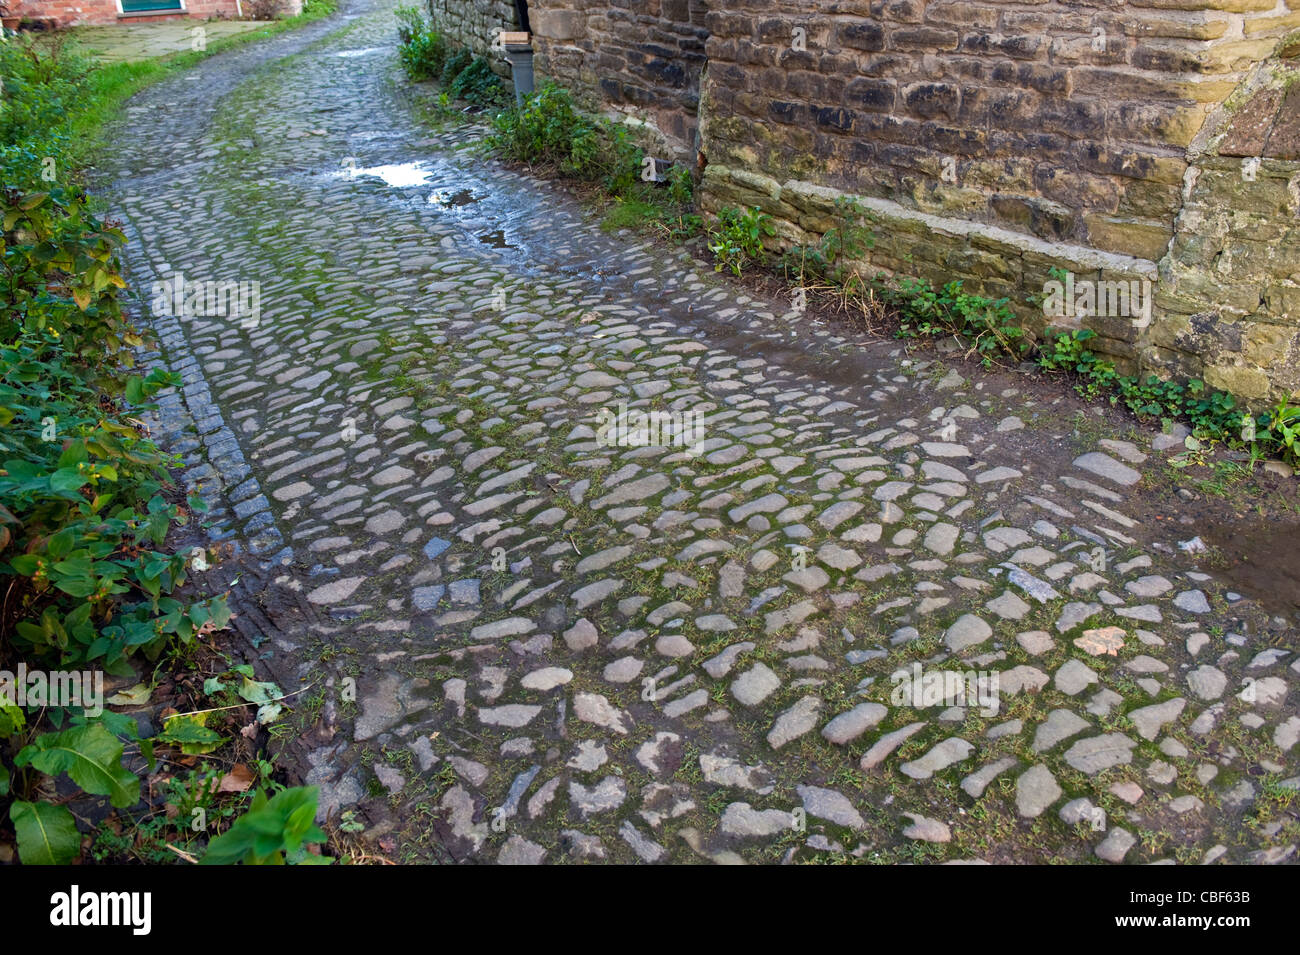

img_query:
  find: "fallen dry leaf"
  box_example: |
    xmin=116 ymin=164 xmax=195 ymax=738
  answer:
xmin=1075 ymin=626 xmax=1126 ymax=657
xmin=218 ymin=763 xmax=255 ymax=793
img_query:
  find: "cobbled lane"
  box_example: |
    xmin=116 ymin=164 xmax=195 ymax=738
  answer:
xmin=101 ymin=0 xmax=1299 ymax=864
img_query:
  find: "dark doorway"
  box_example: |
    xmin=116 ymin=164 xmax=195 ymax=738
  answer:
xmin=513 ymin=0 xmax=530 ymax=33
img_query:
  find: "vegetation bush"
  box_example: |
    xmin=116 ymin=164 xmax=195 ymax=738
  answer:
xmin=394 ymin=8 xmax=503 ymax=104
xmin=707 ymin=206 xmax=774 ymax=277
xmin=488 ymin=82 xmax=640 ymax=190
xmin=0 ymin=34 xmax=92 ymax=189
xmin=0 ymin=38 xmax=326 ymax=866
xmin=394 ymin=5 xmax=448 ymax=80
xmin=447 ymin=55 xmax=504 ymax=105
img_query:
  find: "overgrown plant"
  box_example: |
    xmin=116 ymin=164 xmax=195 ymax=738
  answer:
xmin=0 ymin=33 xmax=93 ymax=190
xmin=446 ymin=55 xmax=505 ymax=106
xmin=0 ymin=184 xmax=320 ymax=865
xmin=887 ymin=277 xmax=1028 ymax=368
xmin=488 ymin=82 xmax=641 ymax=190
xmin=1037 ymin=327 xmax=1300 ymax=467
xmin=200 ymin=786 xmax=330 ymax=865
xmin=602 ymin=165 xmax=701 ymax=242
xmin=781 ymin=196 xmax=876 ymax=289
xmin=708 ymin=206 xmax=775 ymax=277
xmin=394 ymin=5 xmax=448 ymax=80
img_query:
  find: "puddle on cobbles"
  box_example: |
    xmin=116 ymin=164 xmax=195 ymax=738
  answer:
xmin=430 ymin=187 xmax=481 ymax=207
xmin=342 ymin=162 xmax=433 ymax=187
xmin=334 ymin=47 xmax=387 ymax=58
xmin=476 ymin=228 xmax=511 ymax=249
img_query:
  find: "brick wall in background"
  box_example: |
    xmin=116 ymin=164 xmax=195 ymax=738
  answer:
xmin=14 ymin=0 xmax=245 ymax=26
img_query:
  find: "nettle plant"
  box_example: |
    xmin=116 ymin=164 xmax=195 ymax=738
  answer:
xmin=0 ymin=185 xmax=320 ymax=864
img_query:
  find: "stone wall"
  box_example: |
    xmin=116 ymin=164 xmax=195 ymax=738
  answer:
xmin=1148 ymin=47 xmax=1300 ymax=402
xmin=426 ymin=0 xmax=709 ymax=153
xmin=529 ymin=0 xmax=709 ymax=154
xmin=426 ymin=0 xmax=519 ymax=68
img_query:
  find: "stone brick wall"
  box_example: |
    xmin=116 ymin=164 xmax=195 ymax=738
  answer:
xmin=529 ymin=0 xmax=709 ymax=153
xmin=427 ymin=0 xmax=709 ymax=154
xmin=425 ymin=0 xmax=519 ymax=68
xmin=698 ymin=2 xmax=1299 ymax=265
xmin=1147 ymin=46 xmax=1300 ymax=402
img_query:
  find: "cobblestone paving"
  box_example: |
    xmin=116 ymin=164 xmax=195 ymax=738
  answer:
xmin=103 ymin=0 xmax=1299 ymax=863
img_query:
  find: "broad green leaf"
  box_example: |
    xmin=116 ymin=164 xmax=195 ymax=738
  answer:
xmin=8 ymin=554 xmax=41 ymax=575
xmin=10 ymin=800 xmax=80 ymax=865
xmin=236 ymin=677 xmax=284 ymax=706
xmin=47 ymin=527 xmax=76 ymax=560
xmin=123 ymin=375 xmax=144 ymax=405
xmin=15 ymin=723 xmax=140 ymax=808
xmin=201 ymin=786 xmax=325 ymax=866
xmin=49 ymin=468 xmax=86 ymax=492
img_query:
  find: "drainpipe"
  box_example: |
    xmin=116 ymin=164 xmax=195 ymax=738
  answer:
xmin=500 ymin=30 xmax=533 ymax=108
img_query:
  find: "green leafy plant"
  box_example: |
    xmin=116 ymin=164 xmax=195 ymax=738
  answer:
xmin=0 ymin=34 xmax=93 ymax=189
xmin=488 ymin=82 xmax=641 ymax=189
xmin=447 ymin=55 xmax=505 ymax=106
xmin=781 ymin=196 xmax=876 ymax=288
xmin=7 ymin=720 xmax=142 ymax=864
xmin=440 ymin=47 xmax=471 ymax=85
xmin=601 ymin=165 xmax=700 ymax=242
xmin=1035 ymin=325 xmax=1300 ymax=466
xmin=708 ymin=206 xmax=775 ymax=277
xmin=886 ymin=277 xmax=1027 ymax=367
xmin=0 ymin=183 xmax=235 ymax=864
xmin=200 ymin=786 xmax=331 ymax=865
xmin=1265 ymin=402 xmax=1300 ymax=466
xmin=394 ymin=6 xmax=448 ymax=80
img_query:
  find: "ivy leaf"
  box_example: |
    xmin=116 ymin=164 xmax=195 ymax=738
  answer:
xmin=15 ymin=723 xmax=140 ymax=808
xmin=10 ymin=800 xmax=81 ymax=865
